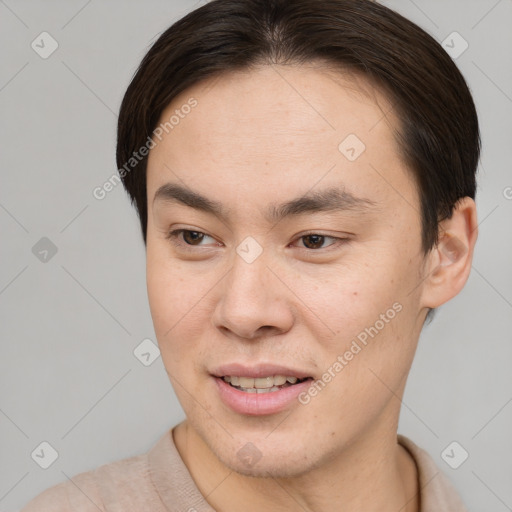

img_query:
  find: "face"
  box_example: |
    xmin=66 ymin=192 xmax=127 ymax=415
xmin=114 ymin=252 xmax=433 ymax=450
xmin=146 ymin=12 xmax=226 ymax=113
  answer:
xmin=146 ymin=63 xmax=429 ymax=478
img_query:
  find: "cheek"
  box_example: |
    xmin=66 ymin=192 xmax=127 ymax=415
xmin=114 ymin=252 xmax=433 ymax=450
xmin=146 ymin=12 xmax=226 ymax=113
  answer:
xmin=290 ymin=255 xmax=405 ymax=336
xmin=147 ymin=240 xmax=200 ymax=328
xmin=146 ymin=250 xmax=188 ymax=350
xmin=146 ymin=244 xmax=220 ymax=372
xmin=293 ymin=252 xmax=420 ymax=386
xmin=296 ymin=280 xmax=416 ymax=433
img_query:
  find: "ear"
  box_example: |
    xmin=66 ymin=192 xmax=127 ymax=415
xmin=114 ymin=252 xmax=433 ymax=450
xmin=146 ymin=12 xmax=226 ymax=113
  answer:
xmin=420 ymin=196 xmax=478 ymax=309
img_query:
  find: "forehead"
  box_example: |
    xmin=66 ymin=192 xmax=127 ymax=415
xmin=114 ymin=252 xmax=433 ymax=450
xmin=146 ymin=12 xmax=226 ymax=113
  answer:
xmin=158 ymin=63 xmax=397 ymax=144
xmin=146 ymin=63 xmax=415 ymax=218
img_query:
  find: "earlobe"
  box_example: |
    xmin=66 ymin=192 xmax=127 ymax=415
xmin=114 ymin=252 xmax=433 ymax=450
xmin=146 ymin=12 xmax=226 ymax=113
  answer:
xmin=421 ymin=197 xmax=478 ymax=309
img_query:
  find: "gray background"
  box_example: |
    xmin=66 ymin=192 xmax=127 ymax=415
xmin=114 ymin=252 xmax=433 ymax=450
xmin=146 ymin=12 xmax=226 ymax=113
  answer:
xmin=1 ymin=0 xmax=511 ymax=510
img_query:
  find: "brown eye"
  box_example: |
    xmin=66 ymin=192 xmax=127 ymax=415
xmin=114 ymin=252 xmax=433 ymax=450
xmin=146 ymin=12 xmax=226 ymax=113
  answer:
xmin=293 ymin=233 xmax=350 ymax=253
xmin=166 ymin=229 xmax=217 ymax=252
xmin=301 ymin=234 xmax=327 ymax=249
xmin=182 ymin=230 xmax=205 ymax=245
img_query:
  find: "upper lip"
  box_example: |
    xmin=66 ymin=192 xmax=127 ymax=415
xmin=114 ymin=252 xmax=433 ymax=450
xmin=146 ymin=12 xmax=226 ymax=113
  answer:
xmin=211 ymin=363 xmax=313 ymax=379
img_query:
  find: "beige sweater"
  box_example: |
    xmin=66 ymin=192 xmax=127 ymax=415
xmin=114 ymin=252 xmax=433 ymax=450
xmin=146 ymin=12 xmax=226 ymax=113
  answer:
xmin=21 ymin=429 xmax=468 ymax=511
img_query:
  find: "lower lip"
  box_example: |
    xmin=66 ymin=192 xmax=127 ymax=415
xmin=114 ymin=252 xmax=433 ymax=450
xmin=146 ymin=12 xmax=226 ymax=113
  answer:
xmin=213 ymin=376 xmax=312 ymax=416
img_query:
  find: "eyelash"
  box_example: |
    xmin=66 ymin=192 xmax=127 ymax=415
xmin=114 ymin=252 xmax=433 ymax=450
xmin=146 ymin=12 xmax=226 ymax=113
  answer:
xmin=165 ymin=229 xmax=349 ymax=254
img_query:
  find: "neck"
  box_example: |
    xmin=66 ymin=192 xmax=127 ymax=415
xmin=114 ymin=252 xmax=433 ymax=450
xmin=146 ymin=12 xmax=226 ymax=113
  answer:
xmin=173 ymin=420 xmax=419 ymax=512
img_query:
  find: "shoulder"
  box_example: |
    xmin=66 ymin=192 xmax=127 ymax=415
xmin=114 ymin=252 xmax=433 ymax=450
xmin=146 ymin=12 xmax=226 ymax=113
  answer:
xmin=398 ymin=434 xmax=469 ymax=512
xmin=20 ymin=470 xmax=101 ymax=512
xmin=21 ymin=450 xmax=151 ymax=511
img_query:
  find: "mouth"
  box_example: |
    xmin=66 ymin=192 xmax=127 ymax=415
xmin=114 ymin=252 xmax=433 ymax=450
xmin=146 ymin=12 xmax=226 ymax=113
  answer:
xmin=213 ymin=373 xmax=314 ymax=415
xmin=211 ymin=363 xmax=315 ymax=414
xmin=220 ymin=375 xmax=312 ymax=393
xmin=213 ymin=372 xmax=314 ymax=415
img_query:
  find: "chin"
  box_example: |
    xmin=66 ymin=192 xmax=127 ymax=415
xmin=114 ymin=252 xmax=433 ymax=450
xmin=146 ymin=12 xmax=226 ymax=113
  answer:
xmin=191 ymin=412 xmax=336 ymax=478
xmin=213 ymin=440 xmax=317 ymax=479
xmin=226 ymin=457 xmax=313 ymax=479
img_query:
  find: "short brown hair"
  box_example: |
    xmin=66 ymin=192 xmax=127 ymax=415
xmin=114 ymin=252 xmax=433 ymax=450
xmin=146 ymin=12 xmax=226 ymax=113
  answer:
xmin=116 ymin=0 xmax=480 ymax=254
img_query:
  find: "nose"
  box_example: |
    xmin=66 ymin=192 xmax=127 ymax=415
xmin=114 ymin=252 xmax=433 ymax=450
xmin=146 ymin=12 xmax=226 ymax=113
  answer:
xmin=211 ymin=251 xmax=294 ymax=340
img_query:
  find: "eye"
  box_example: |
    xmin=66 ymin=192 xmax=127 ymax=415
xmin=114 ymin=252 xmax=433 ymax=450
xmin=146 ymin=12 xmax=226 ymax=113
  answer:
xmin=166 ymin=229 xmax=349 ymax=253
xmin=293 ymin=233 xmax=348 ymax=251
xmin=166 ymin=229 xmax=218 ymax=250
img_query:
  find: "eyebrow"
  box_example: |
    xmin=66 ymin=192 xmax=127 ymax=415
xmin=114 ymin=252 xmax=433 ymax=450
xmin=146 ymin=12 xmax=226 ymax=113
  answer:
xmin=153 ymin=183 xmax=377 ymax=224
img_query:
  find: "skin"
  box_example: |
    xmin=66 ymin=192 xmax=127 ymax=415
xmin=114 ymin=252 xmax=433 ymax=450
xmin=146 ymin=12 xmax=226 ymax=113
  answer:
xmin=145 ymin=63 xmax=478 ymax=512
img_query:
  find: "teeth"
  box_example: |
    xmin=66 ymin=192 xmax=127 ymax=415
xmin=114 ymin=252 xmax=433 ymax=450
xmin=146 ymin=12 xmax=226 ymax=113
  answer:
xmin=238 ymin=377 xmax=254 ymax=388
xmin=254 ymin=377 xmax=274 ymax=388
xmin=222 ymin=374 xmax=305 ymax=390
xmin=256 ymin=386 xmax=281 ymax=393
xmin=273 ymin=375 xmax=287 ymax=385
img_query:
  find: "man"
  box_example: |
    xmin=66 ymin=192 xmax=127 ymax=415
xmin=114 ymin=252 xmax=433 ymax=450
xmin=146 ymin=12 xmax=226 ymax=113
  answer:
xmin=22 ymin=0 xmax=479 ymax=510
